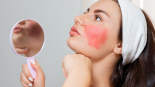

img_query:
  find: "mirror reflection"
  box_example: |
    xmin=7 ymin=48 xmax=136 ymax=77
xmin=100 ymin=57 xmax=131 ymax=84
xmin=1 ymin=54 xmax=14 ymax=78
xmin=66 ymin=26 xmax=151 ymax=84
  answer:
xmin=12 ymin=19 xmax=44 ymax=57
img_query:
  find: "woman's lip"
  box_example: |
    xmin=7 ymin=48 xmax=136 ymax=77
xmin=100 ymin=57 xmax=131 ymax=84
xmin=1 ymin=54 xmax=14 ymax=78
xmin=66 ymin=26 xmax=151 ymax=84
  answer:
xmin=69 ymin=27 xmax=80 ymax=35
xmin=13 ymin=26 xmax=23 ymax=33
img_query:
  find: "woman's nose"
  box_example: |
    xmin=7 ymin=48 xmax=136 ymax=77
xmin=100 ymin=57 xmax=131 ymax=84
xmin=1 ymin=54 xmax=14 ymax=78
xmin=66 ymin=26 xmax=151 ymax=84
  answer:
xmin=74 ymin=14 xmax=85 ymax=26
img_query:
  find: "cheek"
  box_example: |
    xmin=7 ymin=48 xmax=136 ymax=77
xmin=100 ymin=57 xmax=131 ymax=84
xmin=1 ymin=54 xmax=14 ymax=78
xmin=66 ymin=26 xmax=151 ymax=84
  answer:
xmin=26 ymin=21 xmax=42 ymax=38
xmin=84 ymin=25 xmax=108 ymax=49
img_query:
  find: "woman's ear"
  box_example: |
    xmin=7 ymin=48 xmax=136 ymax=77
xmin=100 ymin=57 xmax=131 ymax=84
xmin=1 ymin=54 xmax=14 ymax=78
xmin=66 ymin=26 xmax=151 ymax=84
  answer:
xmin=113 ymin=41 xmax=122 ymax=54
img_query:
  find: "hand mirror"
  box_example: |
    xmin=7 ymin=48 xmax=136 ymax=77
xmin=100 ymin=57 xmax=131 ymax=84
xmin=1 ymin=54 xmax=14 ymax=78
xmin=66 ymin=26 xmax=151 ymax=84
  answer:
xmin=10 ymin=19 xmax=45 ymax=78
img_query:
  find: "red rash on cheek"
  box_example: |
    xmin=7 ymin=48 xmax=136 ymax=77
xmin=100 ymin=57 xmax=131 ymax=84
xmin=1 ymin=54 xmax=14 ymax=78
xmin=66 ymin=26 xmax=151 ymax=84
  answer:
xmin=27 ymin=21 xmax=42 ymax=38
xmin=85 ymin=25 xmax=108 ymax=49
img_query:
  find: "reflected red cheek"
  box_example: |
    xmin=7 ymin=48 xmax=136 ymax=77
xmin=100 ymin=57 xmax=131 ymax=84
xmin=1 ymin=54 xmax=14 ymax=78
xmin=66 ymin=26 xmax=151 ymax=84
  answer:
xmin=27 ymin=22 xmax=42 ymax=38
xmin=85 ymin=25 xmax=108 ymax=49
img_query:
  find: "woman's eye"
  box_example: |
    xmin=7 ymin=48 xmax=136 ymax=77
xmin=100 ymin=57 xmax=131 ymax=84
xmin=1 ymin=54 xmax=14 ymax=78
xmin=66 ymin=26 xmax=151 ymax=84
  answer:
xmin=95 ymin=15 xmax=101 ymax=21
xmin=84 ymin=11 xmax=88 ymax=14
xmin=96 ymin=17 xmax=101 ymax=21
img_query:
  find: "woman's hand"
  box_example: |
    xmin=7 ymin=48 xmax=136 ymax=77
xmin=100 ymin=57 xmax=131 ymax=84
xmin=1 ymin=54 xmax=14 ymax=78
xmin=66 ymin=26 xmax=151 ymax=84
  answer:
xmin=62 ymin=54 xmax=93 ymax=87
xmin=20 ymin=60 xmax=45 ymax=87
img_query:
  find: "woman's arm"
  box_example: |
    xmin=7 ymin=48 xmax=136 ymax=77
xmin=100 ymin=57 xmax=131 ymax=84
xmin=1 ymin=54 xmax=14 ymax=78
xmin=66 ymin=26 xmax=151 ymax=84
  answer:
xmin=62 ymin=69 xmax=92 ymax=87
xmin=62 ymin=54 xmax=93 ymax=87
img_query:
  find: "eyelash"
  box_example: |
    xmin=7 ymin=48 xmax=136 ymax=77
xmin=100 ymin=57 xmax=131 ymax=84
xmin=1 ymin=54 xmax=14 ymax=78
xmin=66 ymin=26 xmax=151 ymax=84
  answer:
xmin=95 ymin=14 xmax=102 ymax=21
xmin=83 ymin=11 xmax=102 ymax=21
xmin=84 ymin=11 xmax=88 ymax=14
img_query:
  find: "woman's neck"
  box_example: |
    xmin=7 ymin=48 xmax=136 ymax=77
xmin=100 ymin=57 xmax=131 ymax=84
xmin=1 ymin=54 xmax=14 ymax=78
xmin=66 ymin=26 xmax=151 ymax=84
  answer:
xmin=90 ymin=53 xmax=120 ymax=87
xmin=25 ymin=36 xmax=44 ymax=57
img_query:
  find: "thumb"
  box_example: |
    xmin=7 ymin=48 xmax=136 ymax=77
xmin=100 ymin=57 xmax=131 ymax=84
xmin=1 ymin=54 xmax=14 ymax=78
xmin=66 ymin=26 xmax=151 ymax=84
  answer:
xmin=30 ymin=60 xmax=44 ymax=78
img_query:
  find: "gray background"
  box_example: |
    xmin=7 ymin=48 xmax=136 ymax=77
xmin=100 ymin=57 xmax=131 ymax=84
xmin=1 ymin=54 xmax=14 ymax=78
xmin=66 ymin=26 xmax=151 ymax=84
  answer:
xmin=0 ymin=0 xmax=81 ymax=87
xmin=1 ymin=0 xmax=154 ymax=87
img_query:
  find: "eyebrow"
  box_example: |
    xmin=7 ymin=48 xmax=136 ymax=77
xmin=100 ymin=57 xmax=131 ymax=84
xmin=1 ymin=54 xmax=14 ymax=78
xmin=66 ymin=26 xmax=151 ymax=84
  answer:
xmin=87 ymin=8 xmax=110 ymax=17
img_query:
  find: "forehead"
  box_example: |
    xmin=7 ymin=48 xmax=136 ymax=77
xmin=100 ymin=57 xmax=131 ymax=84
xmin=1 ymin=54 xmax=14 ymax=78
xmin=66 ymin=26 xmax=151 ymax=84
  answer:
xmin=90 ymin=0 xmax=119 ymax=10
xmin=89 ymin=0 xmax=121 ymax=18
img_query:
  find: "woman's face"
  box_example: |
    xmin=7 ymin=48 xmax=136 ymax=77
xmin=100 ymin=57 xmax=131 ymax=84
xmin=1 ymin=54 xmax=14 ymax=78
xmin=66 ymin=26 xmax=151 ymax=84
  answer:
xmin=67 ymin=0 xmax=122 ymax=61
xmin=12 ymin=20 xmax=44 ymax=56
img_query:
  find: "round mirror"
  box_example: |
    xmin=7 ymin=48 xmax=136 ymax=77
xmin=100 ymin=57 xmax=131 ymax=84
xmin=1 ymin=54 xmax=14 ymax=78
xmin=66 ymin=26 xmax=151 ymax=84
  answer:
xmin=10 ymin=19 xmax=45 ymax=78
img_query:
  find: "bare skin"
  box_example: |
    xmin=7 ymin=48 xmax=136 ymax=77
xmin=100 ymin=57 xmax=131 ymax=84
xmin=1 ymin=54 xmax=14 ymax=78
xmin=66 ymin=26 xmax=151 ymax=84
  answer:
xmin=20 ymin=0 xmax=122 ymax=87
xmin=66 ymin=0 xmax=122 ymax=86
xmin=62 ymin=54 xmax=93 ymax=87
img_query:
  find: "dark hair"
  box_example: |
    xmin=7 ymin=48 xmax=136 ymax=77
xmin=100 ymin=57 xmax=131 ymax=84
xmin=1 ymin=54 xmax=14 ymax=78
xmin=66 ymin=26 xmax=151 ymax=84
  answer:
xmin=110 ymin=1 xmax=155 ymax=87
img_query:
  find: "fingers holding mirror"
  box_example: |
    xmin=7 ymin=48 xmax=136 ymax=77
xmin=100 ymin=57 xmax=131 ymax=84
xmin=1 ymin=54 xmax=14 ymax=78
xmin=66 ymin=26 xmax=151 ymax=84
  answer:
xmin=11 ymin=19 xmax=45 ymax=57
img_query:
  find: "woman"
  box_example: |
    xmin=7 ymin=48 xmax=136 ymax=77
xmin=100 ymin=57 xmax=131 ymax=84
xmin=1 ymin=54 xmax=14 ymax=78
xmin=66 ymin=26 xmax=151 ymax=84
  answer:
xmin=12 ymin=19 xmax=44 ymax=57
xmin=20 ymin=0 xmax=155 ymax=87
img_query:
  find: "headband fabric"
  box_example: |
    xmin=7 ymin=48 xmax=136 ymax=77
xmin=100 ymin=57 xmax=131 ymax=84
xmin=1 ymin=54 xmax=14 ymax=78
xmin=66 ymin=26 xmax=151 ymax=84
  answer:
xmin=117 ymin=0 xmax=147 ymax=66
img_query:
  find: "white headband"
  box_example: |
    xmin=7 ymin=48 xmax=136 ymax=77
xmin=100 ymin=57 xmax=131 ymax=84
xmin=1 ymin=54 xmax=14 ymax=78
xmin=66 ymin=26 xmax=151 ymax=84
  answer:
xmin=117 ymin=0 xmax=147 ymax=66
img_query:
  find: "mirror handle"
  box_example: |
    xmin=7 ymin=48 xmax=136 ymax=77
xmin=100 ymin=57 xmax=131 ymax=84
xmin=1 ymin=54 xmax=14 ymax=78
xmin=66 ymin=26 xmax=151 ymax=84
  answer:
xmin=27 ymin=57 xmax=36 ymax=79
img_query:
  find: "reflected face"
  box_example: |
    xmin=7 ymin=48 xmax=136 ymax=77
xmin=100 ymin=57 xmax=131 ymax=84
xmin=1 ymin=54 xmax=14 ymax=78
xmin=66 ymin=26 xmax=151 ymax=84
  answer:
xmin=67 ymin=0 xmax=122 ymax=61
xmin=12 ymin=19 xmax=44 ymax=57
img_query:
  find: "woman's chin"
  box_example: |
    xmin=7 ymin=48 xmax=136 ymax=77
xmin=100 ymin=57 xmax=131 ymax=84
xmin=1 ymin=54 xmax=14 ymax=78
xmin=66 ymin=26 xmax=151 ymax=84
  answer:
xmin=67 ymin=38 xmax=88 ymax=55
xmin=67 ymin=38 xmax=101 ymax=61
xmin=67 ymin=38 xmax=80 ymax=53
xmin=12 ymin=35 xmax=25 ymax=43
xmin=67 ymin=42 xmax=92 ymax=59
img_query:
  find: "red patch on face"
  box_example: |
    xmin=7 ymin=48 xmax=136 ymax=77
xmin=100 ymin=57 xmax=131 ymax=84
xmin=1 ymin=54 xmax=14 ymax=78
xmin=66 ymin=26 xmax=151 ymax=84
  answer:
xmin=26 ymin=20 xmax=42 ymax=38
xmin=85 ymin=25 xmax=108 ymax=49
